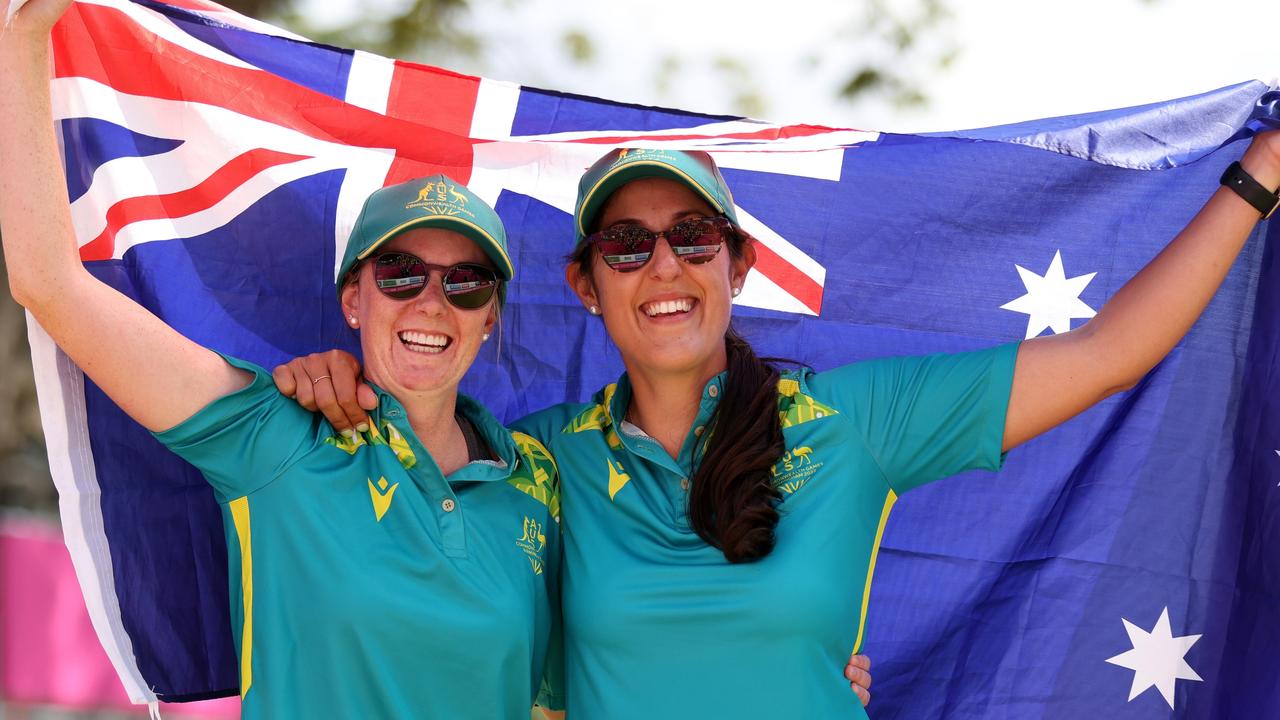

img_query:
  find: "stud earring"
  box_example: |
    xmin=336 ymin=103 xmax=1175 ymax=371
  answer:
xmin=731 ymin=287 xmax=741 ymax=297
xmin=589 ymin=305 xmax=601 ymax=315
xmin=348 ymin=316 xmax=358 ymax=326
xmin=482 ymin=333 xmax=491 ymax=341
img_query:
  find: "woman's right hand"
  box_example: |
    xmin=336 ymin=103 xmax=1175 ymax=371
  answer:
xmin=272 ymin=350 xmax=375 ymax=433
xmin=1 ymin=0 xmax=74 ymax=42
xmin=1 ymin=0 xmax=252 ymax=432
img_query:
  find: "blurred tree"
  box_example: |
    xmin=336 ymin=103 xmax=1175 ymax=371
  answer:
xmin=0 ymin=241 xmax=58 ymax=514
xmin=252 ymin=0 xmax=482 ymax=67
xmin=219 ymin=0 xmax=960 ymax=119
xmin=836 ymin=0 xmax=955 ymax=110
xmin=213 ymin=0 xmax=276 ymax=19
xmin=336 ymin=0 xmax=479 ymax=59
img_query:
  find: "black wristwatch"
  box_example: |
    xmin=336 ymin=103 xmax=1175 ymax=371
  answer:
xmin=1220 ymin=161 xmax=1279 ymax=220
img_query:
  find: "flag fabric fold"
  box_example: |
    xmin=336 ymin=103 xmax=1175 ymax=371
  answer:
xmin=30 ymin=0 xmax=1279 ymax=716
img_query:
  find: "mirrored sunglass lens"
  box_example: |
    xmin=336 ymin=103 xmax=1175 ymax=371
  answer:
xmin=374 ymin=254 xmax=428 ymax=299
xmin=668 ymin=218 xmax=716 ymax=242
xmin=671 ymin=245 xmax=722 ymax=263
xmin=668 ymin=218 xmax=724 ymax=264
xmin=443 ymin=265 xmax=497 ymax=309
xmin=598 ymin=225 xmax=656 ymax=271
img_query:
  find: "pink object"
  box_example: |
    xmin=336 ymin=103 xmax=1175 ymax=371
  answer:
xmin=0 ymin=516 xmax=239 ymax=718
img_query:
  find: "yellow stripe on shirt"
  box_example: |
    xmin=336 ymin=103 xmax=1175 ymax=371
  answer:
xmin=853 ymin=489 xmax=897 ymax=654
xmin=229 ymin=496 xmax=254 ymax=698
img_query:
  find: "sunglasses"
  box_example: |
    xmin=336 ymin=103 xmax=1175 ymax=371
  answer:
xmin=368 ymin=252 xmax=499 ymax=309
xmin=586 ymin=216 xmax=733 ymax=272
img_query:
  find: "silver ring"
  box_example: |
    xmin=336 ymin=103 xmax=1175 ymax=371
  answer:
xmin=311 ymin=374 xmax=331 ymax=385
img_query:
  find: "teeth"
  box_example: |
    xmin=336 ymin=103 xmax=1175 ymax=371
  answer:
xmin=399 ymin=331 xmax=449 ymax=353
xmin=642 ymin=298 xmax=694 ymax=317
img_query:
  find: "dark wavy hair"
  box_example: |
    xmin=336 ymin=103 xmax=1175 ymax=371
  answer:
xmin=570 ymin=223 xmax=786 ymax=563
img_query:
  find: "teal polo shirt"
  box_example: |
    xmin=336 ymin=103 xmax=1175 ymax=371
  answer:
xmin=154 ymin=355 xmax=561 ymax=720
xmin=513 ymin=343 xmax=1018 ymax=719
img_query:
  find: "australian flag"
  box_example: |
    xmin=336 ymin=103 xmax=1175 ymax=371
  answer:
xmin=32 ymin=0 xmax=1280 ymax=716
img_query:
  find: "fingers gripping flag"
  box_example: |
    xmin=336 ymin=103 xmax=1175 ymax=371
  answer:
xmin=31 ymin=0 xmax=1280 ymax=715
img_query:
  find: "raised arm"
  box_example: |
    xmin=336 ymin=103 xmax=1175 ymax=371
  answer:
xmin=0 ymin=0 xmax=248 ymax=431
xmin=1003 ymin=132 xmax=1280 ymax=451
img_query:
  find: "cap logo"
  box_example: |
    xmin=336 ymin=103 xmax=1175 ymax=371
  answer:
xmin=610 ymin=147 xmax=678 ymax=170
xmin=405 ymin=179 xmax=473 ymax=219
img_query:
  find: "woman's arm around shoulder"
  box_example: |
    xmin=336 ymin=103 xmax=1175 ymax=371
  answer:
xmin=0 ymin=0 xmax=248 ymax=432
xmin=1003 ymin=131 xmax=1280 ymax=452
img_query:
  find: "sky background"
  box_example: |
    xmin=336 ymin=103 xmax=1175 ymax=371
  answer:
xmin=299 ymin=0 xmax=1280 ymax=133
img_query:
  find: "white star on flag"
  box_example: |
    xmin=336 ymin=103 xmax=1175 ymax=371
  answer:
xmin=1105 ymin=606 xmax=1202 ymax=709
xmin=1000 ymin=250 xmax=1097 ymax=339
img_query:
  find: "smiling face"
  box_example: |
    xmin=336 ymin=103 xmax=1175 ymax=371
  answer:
xmin=341 ymin=227 xmax=497 ymax=401
xmin=569 ymin=177 xmax=755 ymax=379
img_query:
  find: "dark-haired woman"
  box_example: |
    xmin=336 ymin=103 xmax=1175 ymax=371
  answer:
xmin=279 ymin=138 xmax=1279 ymax=718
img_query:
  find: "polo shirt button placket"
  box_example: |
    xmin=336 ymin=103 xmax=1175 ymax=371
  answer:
xmin=437 ymin=495 xmax=467 ymax=557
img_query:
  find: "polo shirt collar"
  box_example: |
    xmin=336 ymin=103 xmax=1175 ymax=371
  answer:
xmin=608 ymin=371 xmax=728 ymax=426
xmin=365 ymin=383 xmax=517 ymax=484
xmin=608 ymin=370 xmax=728 ymax=475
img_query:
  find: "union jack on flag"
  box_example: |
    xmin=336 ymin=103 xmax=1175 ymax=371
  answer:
xmin=33 ymin=0 xmax=1280 ymax=716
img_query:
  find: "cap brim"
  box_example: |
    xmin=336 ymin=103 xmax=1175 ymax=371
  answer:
xmin=576 ymin=161 xmax=729 ymax=242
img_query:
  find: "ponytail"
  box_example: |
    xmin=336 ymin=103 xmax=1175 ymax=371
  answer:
xmin=687 ymin=329 xmax=785 ymax=563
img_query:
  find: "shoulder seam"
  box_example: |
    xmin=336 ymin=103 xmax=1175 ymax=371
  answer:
xmin=802 ymin=367 xmax=895 ymax=496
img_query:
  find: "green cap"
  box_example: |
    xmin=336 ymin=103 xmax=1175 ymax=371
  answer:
xmin=338 ymin=174 xmax=514 ymax=297
xmin=574 ymin=148 xmax=739 ymax=246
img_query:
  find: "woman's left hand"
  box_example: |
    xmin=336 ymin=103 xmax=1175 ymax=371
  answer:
xmin=272 ymin=349 xmax=375 ymax=433
xmin=845 ymin=653 xmax=872 ymax=706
